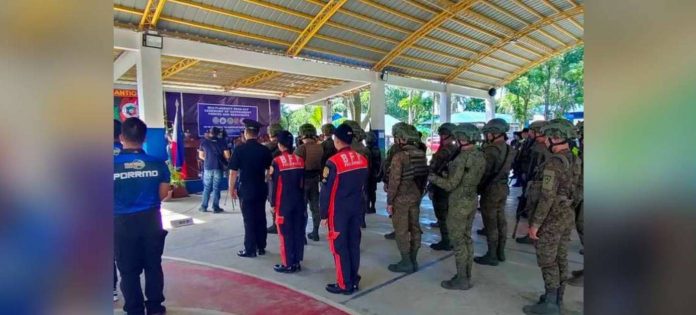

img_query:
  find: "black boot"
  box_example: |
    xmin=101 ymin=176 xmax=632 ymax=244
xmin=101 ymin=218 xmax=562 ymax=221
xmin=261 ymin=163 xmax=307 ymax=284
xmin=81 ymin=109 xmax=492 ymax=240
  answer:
xmin=430 ymin=240 xmax=453 ymax=251
xmin=388 ymin=252 xmax=415 ymax=273
xmin=474 ymin=251 xmax=499 ymax=266
xmin=516 ymin=235 xmax=534 ymax=244
xmin=557 ymin=284 xmax=565 ymax=306
xmin=410 ymin=249 xmax=419 ymax=271
xmin=267 ymin=224 xmax=277 ymax=234
xmin=441 ymin=274 xmax=472 ymax=290
xmin=523 ymin=288 xmax=560 ymax=314
xmin=384 ymin=231 xmax=395 ymax=240
xmin=307 ymin=224 xmax=320 ymax=241
xmin=497 ymin=239 xmax=506 ymax=262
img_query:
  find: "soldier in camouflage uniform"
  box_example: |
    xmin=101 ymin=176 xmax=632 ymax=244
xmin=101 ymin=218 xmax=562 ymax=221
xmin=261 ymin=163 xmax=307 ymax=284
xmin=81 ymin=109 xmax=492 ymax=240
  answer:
xmin=295 ymin=124 xmax=324 ymax=242
xmin=387 ymin=125 xmax=428 ymax=273
xmin=474 ymin=118 xmax=516 ymax=266
xmin=523 ymin=119 xmax=581 ymax=315
xmin=429 ymin=124 xmax=486 ymax=290
xmin=365 ymin=131 xmax=383 ymax=213
xmin=381 ymin=122 xmax=409 ymax=240
xmin=320 ymin=123 xmax=337 ymax=169
xmin=568 ymin=121 xmax=584 ymax=287
xmin=517 ymin=121 xmax=551 ymax=244
xmin=428 ymin=123 xmax=459 ymax=251
xmin=265 ymin=123 xmax=284 ymax=234
xmin=344 ymin=120 xmax=372 ymax=228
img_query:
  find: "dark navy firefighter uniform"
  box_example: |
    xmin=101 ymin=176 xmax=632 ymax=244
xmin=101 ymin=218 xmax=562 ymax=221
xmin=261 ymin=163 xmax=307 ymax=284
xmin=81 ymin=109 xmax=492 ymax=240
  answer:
xmin=114 ymin=149 xmax=170 ymax=315
xmin=270 ymin=151 xmax=306 ymax=271
xmin=229 ymin=120 xmax=273 ymax=256
xmin=321 ymin=147 xmax=369 ymax=292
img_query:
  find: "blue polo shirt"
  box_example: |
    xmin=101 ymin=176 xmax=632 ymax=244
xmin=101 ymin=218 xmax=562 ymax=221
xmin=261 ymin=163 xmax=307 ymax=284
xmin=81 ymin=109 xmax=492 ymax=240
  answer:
xmin=114 ymin=149 xmax=170 ymax=215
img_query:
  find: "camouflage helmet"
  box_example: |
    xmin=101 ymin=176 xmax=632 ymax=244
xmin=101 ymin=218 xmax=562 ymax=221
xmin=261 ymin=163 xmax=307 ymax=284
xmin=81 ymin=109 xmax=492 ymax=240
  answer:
xmin=321 ymin=123 xmax=335 ymax=135
xmin=344 ymin=120 xmax=365 ymax=140
xmin=268 ymin=123 xmax=284 ymax=137
xmin=299 ymin=123 xmax=317 ymax=138
xmin=437 ymin=122 xmax=456 ymax=137
xmin=404 ymin=125 xmax=421 ymax=142
xmin=481 ymin=118 xmax=509 ymax=134
xmin=541 ymin=118 xmax=577 ymax=139
xmin=454 ymin=123 xmax=481 ymax=142
xmin=392 ymin=122 xmax=410 ymax=140
xmin=528 ymin=120 xmax=548 ymax=132
xmin=575 ymin=121 xmax=584 ymax=136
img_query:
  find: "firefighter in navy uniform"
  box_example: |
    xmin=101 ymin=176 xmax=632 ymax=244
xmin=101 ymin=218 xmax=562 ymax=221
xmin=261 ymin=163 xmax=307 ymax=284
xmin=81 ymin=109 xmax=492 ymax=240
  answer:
xmin=320 ymin=123 xmax=368 ymax=295
xmin=229 ymin=119 xmax=274 ymax=258
xmin=270 ymin=131 xmax=306 ymax=273
xmin=114 ymin=118 xmax=170 ymax=315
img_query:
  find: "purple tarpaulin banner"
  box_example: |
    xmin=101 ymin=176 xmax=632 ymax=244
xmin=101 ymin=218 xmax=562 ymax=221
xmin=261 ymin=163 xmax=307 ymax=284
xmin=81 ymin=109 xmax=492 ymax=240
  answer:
xmin=164 ymin=92 xmax=281 ymax=137
xmin=197 ymin=103 xmax=258 ymax=136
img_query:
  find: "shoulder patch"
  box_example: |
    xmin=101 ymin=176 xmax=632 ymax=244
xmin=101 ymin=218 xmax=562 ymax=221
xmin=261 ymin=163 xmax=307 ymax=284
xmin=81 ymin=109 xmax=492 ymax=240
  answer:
xmin=542 ymin=169 xmax=556 ymax=191
xmin=322 ymin=166 xmax=330 ymax=180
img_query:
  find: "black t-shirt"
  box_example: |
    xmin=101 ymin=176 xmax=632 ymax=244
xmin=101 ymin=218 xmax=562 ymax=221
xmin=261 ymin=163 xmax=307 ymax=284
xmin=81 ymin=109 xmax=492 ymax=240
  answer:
xmin=229 ymin=139 xmax=273 ymax=199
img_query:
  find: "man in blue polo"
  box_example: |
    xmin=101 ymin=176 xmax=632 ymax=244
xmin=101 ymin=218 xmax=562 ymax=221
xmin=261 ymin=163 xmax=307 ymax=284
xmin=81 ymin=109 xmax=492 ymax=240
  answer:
xmin=114 ymin=117 xmax=170 ymax=315
xmin=198 ymin=127 xmax=231 ymax=213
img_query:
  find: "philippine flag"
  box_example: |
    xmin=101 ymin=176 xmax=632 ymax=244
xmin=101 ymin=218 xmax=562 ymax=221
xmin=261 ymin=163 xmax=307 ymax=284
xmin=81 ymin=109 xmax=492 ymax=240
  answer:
xmin=171 ymin=99 xmax=187 ymax=177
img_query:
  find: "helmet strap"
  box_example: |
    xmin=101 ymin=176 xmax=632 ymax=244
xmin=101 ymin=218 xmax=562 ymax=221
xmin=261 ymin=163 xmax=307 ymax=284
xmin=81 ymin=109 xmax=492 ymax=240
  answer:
xmin=548 ymin=138 xmax=568 ymax=153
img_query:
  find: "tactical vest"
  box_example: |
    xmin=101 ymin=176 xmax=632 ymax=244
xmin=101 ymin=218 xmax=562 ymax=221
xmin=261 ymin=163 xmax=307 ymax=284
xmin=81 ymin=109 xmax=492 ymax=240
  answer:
xmin=488 ymin=143 xmax=516 ymax=184
xmin=402 ymin=145 xmax=429 ymax=183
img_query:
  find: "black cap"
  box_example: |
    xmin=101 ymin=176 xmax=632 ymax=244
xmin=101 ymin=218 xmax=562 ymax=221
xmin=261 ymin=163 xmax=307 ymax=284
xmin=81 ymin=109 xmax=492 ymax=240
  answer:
xmin=334 ymin=123 xmax=354 ymax=144
xmin=277 ymin=130 xmax=294 ymax=150
xmin=242 ymin=119 xmax=263 ymax=132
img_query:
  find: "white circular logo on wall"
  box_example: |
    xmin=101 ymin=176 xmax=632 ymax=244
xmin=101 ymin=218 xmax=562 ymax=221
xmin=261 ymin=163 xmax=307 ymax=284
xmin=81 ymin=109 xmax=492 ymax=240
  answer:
xmin=121 ymin=102 xmax=138 ymax=118
xmin=219 ymin=117 xmax=227 ymax=125
xmin=212 ymin=117 xmax=220 ymax=124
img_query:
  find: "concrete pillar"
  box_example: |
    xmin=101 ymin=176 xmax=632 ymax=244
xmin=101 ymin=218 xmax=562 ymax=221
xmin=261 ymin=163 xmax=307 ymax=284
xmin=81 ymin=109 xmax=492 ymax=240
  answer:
xmin=485 ymin=96 xmax=496 ymax=121
xmin=136 ymin=41 xmax=167 ymax=160
xmin=438 ymin=91 xmax=451 ymax=123
xmin=369 ymin=77 xmax=386 ymax=154
xmin=322 ymin=99 xmax=332 ymax=124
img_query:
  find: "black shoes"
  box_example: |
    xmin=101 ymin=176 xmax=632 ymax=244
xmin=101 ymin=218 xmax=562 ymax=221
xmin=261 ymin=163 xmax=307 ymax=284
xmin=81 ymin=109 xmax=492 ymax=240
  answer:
xmin=516 ymin=235 xmax=534 ymax=244
xmin=258 ymin=248 xmax=266 ymax=256
xmin=237 ymin=250 xmax=257 ymax=258
xmin=325 ymin=283 xmax=355 ymax=295
xmin=367 ymin=207 xmax=376 ymax=214
xmin=267 ymin=225 xmax=278 ymax=234
xmin=474 ymin=253 xmax=499 ymax=266
xmin=273 ymin=263 xmax=301 ymax=273
xmin=384 ymin=231 xmax=396 ymax=240
xmin=307 ymin=232 xmax=320 ymax=241
xmin=353 ymin=275 xmax=362 ymax=291
xmin=198 ymin=207 xmax=208 ymax=212
xmin=212 ymin=207 xmax=224 ymax=213
xmin=430 ymin=241 xmax=453 ymax=251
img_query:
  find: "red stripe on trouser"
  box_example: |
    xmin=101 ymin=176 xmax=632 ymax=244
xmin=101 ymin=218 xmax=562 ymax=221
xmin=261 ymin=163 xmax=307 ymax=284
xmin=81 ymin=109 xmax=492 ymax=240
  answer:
xmin=275 ymin=177 xmax=287 ymax=266
xmin=328 ymin=175 xmax=345 ymax=289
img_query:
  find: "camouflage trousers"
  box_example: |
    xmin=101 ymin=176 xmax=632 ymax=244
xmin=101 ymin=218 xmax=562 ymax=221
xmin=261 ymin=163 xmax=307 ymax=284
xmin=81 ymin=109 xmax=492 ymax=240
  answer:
xmin=575 ymin=200 xmax=584 ymax=245
xmin=392 ymin=198 xmax=422 ymax=253
xmin=432 ymin=188 xmax=450 ymax=243
xmin=305 ymin=175 xmax=320 ymax=229
xmin=448 ymin=197 xmax=477 ymax=279
xmin=535 ymin=207 xmax=574 ymax=290
xmin=480 ymin=183 xmax=510 ymax=247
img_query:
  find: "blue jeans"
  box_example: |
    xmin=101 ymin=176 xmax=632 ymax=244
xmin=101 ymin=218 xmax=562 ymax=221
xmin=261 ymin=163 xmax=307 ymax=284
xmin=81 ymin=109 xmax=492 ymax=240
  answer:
xmin=201 ymin=169 xmax=223 ymax=209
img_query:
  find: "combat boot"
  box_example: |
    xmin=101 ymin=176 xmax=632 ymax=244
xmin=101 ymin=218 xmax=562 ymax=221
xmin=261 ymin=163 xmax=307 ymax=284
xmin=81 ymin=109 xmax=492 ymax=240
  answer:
xmin=430 ymin=240 xmax=453 ymax=251
xmin=307 ymin=224 xmax=320 ymax=241
xmin=440 ymin=275 xmax=472 ymax=290
xmin=557 ymin=284 xmax=565 ymax=306
xmin=474 ymin=241 xmax=499 ymax=266
xmin=516 ymin=235 xmax=534 ymax=244
xmin=497 ymin=239 xmax=506 ymax=262
xmin=388 ymin=252 xmax=415 ymax=273
xmin=384 ymin=231 xmax=396 ymax=240
xmin=409 ymin=249 xmax=419 ymax=271
xmin=523 ymin=288 xmax=560 ymax=314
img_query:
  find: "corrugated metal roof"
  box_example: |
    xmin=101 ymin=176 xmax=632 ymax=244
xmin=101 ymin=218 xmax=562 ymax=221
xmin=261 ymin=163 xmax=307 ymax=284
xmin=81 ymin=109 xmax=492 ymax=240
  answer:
xmin=113 ymin=0 xmax=583 ymax=92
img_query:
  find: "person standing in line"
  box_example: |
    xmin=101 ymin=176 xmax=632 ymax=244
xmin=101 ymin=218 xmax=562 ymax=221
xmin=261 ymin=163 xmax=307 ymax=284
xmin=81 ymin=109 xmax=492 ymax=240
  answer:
xmin=265 ymin=123 xmax=284 ymax=234
xmin=523 ymin=119 xmax=580 ymax=315
xmin=114 ymin=118 xmax=170 ymax=315
xmin=365 ymin=131 xmax=383 ymax=214
xmin=516 ymin=121 xmax=551 ymax=244
xmin=474 ymin=118 xmax=516 ymax=266
xmin=427 ymin=123 xmax=459 ymax=251
xmin=198 ymin=127 xmax=230 ymax=213
xmin=295 ymin=124 xmax=324 ymax=242
xmin=429 ymin=124 xmax=486 ymax=290
xmin=381 ymin=122 xmax=409 ymax=240
xmin=386 ymin=125 xmax=428 ymax=273
xmin=229 ymin=119 xmax=273 ymax=257
xmin=320 ymin=123 xmax=337 ymax=169
xmin=270 ymin=131 xmax=306 ymax=273
xmin=343 ymin=120 xmax=371 ymax=228
xmin=320 ymin=123 xmax=368 ymax=295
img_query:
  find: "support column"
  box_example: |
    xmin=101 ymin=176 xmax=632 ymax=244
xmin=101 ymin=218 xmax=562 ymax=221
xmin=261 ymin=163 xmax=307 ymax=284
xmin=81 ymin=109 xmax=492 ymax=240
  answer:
xmin=322 ymin=99 xmax=332 ymax=124
xmin=485 ymin=96 xmax=496 ymax=121
xmin=438 ymin=91 xmax=451 ymax=123
xmin=136 ymin=40 xmax=167 ymax=160
xmin=369 ymin=77 xmax=386 ymax=154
